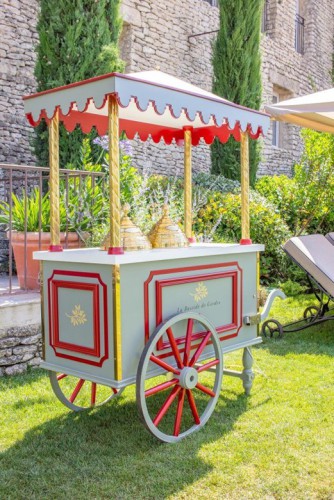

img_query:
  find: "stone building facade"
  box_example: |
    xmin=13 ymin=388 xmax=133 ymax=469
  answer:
xmin=0 ymin=0 xmax=334 ymax=174
xmin=259 ymin=0 xmax=334 ymax=175
xmin=0 ymin=0 xmax=39 ymax=166
xmin=119 ymin=0 xmax=219 ymax=175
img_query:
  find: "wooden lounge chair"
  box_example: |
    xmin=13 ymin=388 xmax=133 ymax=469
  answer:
xmin=261 ymin=234 xmax=334 ymax=338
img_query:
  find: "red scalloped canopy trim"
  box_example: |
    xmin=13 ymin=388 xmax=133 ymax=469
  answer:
xmin=25 ymin=110 xmax=263 ymax=144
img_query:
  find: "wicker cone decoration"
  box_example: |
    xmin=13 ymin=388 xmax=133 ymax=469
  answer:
xmin=148 ymin=204 xmax=189 ymax=249
xmin=102 ymin=204 xmax=152 ymax=251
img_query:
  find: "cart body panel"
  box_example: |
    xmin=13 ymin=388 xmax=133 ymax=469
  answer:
xmin=38 ymin=245 xmax=261 ymax=387
xmin=42 ymin=261 xmax=116 ymax=383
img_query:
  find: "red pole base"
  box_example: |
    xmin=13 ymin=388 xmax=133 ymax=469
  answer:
xmin=188 ymin=237 xmax=196 ymax=243
xmin=49 ymin=245 xmax=63 ymax=252
xmin=108 ymin=247 xmax=124 ymax=255
xmin=240 ymin=238 xmax=252 ymax=245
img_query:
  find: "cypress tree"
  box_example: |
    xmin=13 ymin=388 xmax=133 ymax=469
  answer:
xmin=211 ymin=0 xmax=262 ymax=185
xmin=34 ymin=0 xmax=124 ymax=168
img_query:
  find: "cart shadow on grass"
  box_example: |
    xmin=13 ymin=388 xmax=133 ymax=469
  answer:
xmin=0 ymin=373 xmax=269 ymax=499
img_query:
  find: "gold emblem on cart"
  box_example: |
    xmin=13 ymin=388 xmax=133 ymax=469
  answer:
xmin=66 ymin=305 xmax=87 ymax=326
xmin=190 ymin=282 xmax=208 ymax=302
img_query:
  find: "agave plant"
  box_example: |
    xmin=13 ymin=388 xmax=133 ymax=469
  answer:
xmin=0 ymin=188 xmax=52 ymax=232
xmin=0 ymin=183 xmax=105 ymax=234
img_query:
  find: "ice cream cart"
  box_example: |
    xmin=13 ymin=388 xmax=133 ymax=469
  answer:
xmin=23 ymin=71 xmax=282 ymax=442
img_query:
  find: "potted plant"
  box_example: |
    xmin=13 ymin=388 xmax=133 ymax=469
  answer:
xmin=0 ymin=184 xmax=105 ymax=289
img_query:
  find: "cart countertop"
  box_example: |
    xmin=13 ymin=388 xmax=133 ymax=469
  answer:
xmin=34 ymin=243 xmax=264 ymax=265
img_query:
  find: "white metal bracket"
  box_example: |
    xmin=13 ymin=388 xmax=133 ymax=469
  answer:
xmin=243 ymin=289 xmax=286 ymax=326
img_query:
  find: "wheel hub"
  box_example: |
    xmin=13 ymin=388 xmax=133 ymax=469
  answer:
xmin=178 ymin=367 xmax=198 ymax=389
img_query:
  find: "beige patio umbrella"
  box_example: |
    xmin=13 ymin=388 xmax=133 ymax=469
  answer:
xmin=265 ymin=87 xmax=334 ymax=134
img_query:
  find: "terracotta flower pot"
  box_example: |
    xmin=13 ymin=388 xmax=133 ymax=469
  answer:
xmin=8 ymin=231 xmax=85 ymax=290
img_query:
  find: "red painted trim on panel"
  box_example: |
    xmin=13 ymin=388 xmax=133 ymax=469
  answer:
xmin=47 ymin=270 xmax=109 ymax=367
xmin=143 ymin=261 xmax=243 ymax=345
xmin=155 ymin=271 xmax=239 ymax=350
xmin=52 ymin=281 xmax=100 ymax=357
xmin=50 ymin=350 xmax=107 ymax=367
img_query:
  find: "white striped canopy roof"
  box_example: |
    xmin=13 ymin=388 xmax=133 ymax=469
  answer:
xmin=24 ymin=70 xmax=270 ymax=145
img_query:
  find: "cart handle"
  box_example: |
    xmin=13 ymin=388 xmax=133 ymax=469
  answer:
xmin=243 ymin=289 xmax=286 ymax=326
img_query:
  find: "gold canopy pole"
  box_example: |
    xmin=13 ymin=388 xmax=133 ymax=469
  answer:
xmin=108 ymin=94 xmax=123 ymax=255
xmin=48 ymin=108 xmax=62 ymax=252
xmin=107 ymin=94 xmax=123 ymax=379
xmin=184 ymin=127 xmax=195 ymax=243
xmin=240 ymin=130 xmax=252 ymax=245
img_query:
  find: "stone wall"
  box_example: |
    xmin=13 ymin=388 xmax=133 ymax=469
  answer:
xmin=0 ymin=324 xmax=41 ymax=376
xmin=0 ymin=0 xmax=39 ymax=275
xmin=0 ymin=226 xmax=9 ymax=274
xmin=259 ymin=0 xmax=334 ymax=176
xmin=120 ymin=0 xmax=334 ymax=177
xmin=120 ymin=0 xmax=219 ymax=175
xmin=1 ymin=0 xmax=333 ymax=177
xmin=0 ymin=0 xmax=39 ymax=166
xmin=0 ymin=296 xmax=42 ymax=376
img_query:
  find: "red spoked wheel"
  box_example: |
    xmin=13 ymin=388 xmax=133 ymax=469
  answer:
xmin=136 ymin=312 xmax=223 ymax=443
xmin=49 ymin=372 xmax=124 ymax=411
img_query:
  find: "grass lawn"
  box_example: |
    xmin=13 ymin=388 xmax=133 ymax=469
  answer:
xmin=1 ymin=295 xmax=334 ymax=499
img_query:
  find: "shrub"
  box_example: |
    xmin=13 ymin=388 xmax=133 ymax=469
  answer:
xmin=255 ymin=175 xmax=299 ymax=232
xmin=127 ymin=174 xmax=184 ymax=234
xmin=278 ymin=279 xmax=307 ymax=297
xmin=292 ymin=129 xmax=334 ymax=234
xmin=194 ymin=172 xmax=241 ymax=194
xmin=211 ymin=0 xmax=262 ymax=184
xmin=256 ymin=130 xmax=334 ymax=236
xmin=0 ymin=184 xmax=105 ymax=235
xmin=34 ymin=0 xmax=124 ymax=167
xmin=0 ymin=188 xmax=52 ymax=232
xmin=193 ymin=191 xmax=292 ymax=284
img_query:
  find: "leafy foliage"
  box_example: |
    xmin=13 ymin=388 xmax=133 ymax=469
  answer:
xmin=211 ymin=0 xmax=262 ymax=184
xmin=278 ymin=279 xmax=307 ymax=297
xmin=0 ymin=182 xmax=105 ymax=235
xmin=193 ymin=172 xmax=241 ymax=193
xmin=0 ymin=140 xmax=110 ymax=234
xmin=34 ymin=0 xmax=124 ymax=167
xmin=193 ymin=191 xmax=292 ymax=283
xmin=255 ymin=175 xmax=299 ymax=231
xmin=293 ymin=129 xmax=334 ymax=234
xmin=10 ymin=124 xmax=334 ymax=288
xmin=256 ymin=129 xmax=334 ymax=235
xmin=0 ymin=188 xmax=52 ymax=232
